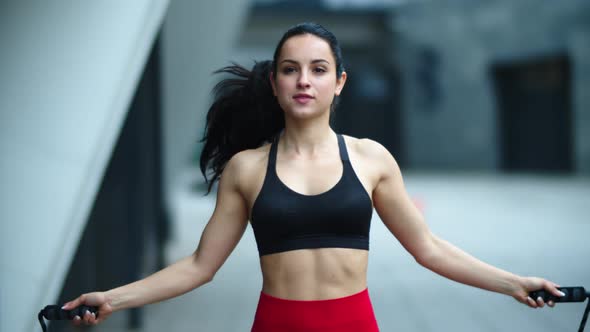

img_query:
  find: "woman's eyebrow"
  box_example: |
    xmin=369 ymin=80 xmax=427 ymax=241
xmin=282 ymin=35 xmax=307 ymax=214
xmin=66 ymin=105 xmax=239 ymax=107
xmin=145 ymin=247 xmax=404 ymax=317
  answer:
xmin=280 ymin=59 xmax=330 ymax=65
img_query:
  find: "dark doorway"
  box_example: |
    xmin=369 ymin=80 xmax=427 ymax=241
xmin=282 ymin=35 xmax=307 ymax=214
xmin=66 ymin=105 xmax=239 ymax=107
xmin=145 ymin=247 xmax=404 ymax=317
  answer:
xmin=491 ymin=54 xmax=573 ymax=172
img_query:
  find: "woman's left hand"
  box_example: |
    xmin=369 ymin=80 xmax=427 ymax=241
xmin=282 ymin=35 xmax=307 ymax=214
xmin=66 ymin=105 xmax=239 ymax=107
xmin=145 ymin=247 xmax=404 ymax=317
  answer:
xmin=513 ymin=276 xmax=563 ymax=308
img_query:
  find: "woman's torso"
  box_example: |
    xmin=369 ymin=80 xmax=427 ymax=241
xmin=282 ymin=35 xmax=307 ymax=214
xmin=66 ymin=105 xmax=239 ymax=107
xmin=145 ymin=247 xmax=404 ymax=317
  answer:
xmin=236 ymin=134 xmax=382 ymax=300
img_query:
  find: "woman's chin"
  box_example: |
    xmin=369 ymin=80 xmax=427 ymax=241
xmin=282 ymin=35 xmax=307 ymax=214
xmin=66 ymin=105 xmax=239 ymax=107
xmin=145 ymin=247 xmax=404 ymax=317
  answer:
xmin=284 ymin=107 xmax=329 ymax=121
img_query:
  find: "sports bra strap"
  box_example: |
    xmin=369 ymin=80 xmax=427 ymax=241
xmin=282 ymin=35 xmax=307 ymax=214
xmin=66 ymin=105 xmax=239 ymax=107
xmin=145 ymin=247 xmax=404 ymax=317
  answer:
xmin=268 ymin=137 xmax=278 ymax=170
xmin=337 ymin=134 xmax=349 ymax=161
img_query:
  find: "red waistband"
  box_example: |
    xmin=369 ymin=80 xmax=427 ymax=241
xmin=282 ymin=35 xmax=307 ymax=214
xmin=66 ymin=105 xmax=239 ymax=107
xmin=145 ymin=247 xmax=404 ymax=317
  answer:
xmin=259 ymin=287 xmax=369 ymax=304
xmin=251 ymin=288 xmax=379 ymax=332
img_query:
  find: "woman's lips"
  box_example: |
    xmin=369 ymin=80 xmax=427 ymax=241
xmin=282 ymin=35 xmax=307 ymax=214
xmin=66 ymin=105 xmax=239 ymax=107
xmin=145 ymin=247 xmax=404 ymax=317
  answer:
xmin=293 ymin=94 xmax=314 ymax=104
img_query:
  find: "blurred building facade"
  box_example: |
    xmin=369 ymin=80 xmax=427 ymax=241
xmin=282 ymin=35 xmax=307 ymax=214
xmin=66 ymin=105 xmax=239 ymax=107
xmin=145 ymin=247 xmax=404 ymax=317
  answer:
xmin=393 ymin=0 xmax=590 ymax=174
xmin=239 ymin=0 xmax=590 ymax=174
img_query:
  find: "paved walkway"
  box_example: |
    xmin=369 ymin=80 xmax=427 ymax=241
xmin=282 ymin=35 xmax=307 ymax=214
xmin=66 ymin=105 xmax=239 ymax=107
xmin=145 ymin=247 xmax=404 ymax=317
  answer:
xmin=91 ymin=172 xmax=590 ymax=331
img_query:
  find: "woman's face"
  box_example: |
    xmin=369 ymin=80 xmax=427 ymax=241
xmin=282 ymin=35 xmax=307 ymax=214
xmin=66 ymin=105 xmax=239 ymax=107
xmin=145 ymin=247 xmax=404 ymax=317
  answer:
xmin=271 ymin=34 xmax=346 ymax=120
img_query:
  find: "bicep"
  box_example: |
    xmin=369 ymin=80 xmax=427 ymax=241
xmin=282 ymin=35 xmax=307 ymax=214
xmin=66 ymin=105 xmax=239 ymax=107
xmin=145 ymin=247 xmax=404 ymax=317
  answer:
xmin=373 ymin=153 xmax=433 ymax=260
xmin=193 ymin=161 xmax=249 ymax=277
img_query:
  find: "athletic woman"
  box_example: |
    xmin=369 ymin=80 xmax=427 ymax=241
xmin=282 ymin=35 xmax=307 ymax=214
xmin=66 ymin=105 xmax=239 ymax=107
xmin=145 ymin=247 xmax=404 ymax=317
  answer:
xmin=63 ymin=22 xmax=563 ymax=331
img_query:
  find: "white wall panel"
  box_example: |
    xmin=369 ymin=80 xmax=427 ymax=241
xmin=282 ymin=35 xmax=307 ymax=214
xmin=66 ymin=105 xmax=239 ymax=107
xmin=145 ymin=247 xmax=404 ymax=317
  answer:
xmin=0 ymin=2 xmax=169 ymax=331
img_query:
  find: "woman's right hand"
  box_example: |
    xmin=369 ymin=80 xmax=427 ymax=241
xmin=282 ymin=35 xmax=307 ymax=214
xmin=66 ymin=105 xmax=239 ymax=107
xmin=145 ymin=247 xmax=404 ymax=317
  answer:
xmin=62 ymin=292 xmax=113 ymax=326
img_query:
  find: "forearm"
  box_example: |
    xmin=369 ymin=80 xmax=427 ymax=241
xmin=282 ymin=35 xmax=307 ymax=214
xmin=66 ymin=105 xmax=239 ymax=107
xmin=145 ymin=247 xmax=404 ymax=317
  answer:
xmin=417 ymin=235 xmax=522 ymax=296
xmin=104 ymin=254 xmax=211 ymax=312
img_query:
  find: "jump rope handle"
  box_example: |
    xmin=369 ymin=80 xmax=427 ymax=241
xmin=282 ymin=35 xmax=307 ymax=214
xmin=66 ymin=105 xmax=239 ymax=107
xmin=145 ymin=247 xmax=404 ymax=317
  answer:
xmin=529 ymin=286 xmax=587 ymax=303
xmin=528 ymin=286 xmax=589 ymax=332
xmin=38 ymin=305 xmax=99 ymax=332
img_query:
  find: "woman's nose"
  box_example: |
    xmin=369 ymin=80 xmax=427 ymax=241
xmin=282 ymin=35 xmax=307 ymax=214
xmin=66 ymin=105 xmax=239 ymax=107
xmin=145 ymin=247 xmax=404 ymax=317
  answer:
xmin=297 ymin=72 xmax=311 ymax=88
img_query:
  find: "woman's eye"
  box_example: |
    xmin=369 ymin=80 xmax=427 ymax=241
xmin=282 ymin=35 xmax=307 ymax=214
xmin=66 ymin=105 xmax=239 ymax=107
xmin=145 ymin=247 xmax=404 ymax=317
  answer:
xmin=282 ymin=67 xmax=296 ymax=74
xmin=313 ymin=67 xmax=327 ymax=73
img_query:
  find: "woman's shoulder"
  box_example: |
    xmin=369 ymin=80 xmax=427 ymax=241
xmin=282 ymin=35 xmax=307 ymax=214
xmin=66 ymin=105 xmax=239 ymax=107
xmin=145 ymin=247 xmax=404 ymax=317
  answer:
xmin=340 ymin=135 xmax=400 ymax=184
xmin=225 ymin=143 xmax=271 ymax=177
xmin=341 ymin=134 xmax=392 ymax=160
xmin=221 ymin=144 xmax=271 ymax=196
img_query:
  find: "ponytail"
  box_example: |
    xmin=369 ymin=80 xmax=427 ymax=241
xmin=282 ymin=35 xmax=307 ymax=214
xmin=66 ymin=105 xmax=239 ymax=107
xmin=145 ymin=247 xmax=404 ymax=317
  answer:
xmin=199 ymin=60 xmax=284 ymax=193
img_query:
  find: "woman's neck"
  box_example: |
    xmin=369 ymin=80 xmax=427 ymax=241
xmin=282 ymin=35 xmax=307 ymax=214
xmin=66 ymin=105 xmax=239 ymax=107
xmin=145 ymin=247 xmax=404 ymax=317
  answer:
xmin=281 ymin=117 xmax=336 ymax=157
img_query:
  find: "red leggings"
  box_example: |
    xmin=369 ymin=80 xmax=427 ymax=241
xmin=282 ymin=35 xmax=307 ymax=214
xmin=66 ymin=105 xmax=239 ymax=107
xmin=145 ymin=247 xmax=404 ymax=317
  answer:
xmin=251 ymin=288 xmax=380 ymax=332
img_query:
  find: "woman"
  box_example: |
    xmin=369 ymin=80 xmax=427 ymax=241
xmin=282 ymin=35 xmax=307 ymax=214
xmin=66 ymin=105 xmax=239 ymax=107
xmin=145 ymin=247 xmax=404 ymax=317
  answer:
xmin=63 ymin=22 xmax=563 ymax=331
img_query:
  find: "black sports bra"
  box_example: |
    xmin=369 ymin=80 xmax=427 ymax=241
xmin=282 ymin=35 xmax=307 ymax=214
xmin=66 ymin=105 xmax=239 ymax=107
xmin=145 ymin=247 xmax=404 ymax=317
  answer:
xmin=250 ymin=134 xmax=373 ymax=256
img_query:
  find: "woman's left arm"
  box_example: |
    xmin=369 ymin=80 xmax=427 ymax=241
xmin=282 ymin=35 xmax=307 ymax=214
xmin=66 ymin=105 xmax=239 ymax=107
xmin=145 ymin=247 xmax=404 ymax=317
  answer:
xmin=366 ymin=140 xmax=563 ymax=308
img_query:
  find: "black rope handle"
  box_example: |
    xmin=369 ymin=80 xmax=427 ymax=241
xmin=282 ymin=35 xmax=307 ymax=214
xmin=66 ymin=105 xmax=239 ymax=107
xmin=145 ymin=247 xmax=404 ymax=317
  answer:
xmin=38 ymin=305 xmax=98 ymax=332
xmin=529 ymin=287 xmax=589 ymax=332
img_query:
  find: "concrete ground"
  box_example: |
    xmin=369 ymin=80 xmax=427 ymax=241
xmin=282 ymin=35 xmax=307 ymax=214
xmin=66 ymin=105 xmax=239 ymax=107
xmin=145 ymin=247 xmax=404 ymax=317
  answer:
xmin=88 ymin=172 xmax=590 ymax=332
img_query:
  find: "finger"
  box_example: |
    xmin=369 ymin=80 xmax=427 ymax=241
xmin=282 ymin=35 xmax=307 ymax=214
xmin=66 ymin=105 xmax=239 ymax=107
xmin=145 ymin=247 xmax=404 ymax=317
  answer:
xmin=536 ymin=296 xmax=546 ymax=308
xmin=85 ymin=310 xmax=97 ymax=325
xmin=526 ymin=296 xmax=538 ymax=308
xmin=90 ymin=312 xmax=97 ymax=324
xmin=61 ymin=300 xmax=74 ymax=310
xmin=73 ymin=316 xmax=82 ymax=326
xmin=64 ymin=294 xmax=86 ymax=310
xmin=548 ymin=300 xmax=555 ymax=308
xmin=83 ymin=311 xmax=91 ymax=324
xmin=86 ymin=310 xmax=96 ymax=324
xmin=550 ymin=286 xmax=566 ymax=298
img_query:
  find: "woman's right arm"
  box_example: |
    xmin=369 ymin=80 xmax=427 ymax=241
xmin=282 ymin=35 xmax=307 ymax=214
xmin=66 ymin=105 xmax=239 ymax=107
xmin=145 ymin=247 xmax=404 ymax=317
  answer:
xmin=62 ymin=153 xmax=250 ymax=325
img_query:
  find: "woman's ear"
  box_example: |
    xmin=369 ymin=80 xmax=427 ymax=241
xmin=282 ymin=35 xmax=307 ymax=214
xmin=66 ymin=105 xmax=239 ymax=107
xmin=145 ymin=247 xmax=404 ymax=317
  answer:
xmin=270 ymin=71 xmax=277 ymax=96
xmin=334 ymin=71 xmax=347 ymax=96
